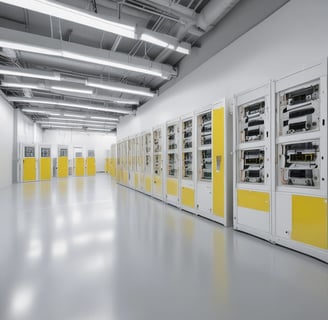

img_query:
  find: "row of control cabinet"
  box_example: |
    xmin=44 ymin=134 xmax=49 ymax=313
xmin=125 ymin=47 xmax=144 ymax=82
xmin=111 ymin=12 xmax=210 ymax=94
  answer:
xmin=19 ymin=144 xmax=96 ymax=182
xmin=114 ymin=100 xmax=233 ymax=227
xmin=233 ymin=61 xmax=327 ymax=263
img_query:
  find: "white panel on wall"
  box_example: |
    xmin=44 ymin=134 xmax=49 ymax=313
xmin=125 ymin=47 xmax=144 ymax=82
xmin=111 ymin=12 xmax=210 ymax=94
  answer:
xmin=118 ymin=0 xmax=328 ymax=139
xmin=0 ymin=95 xmax=13 ymax=188
xmin=42 ymin=130 xmax=116 ymax=172
xmin=16 ymin=110 xmax=42 ymax=144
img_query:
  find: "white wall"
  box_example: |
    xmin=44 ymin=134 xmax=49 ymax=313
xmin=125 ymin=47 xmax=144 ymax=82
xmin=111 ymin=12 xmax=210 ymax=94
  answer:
xmin=42 ymin=130 xmax=116 ymax=172
xmin=0 ymin=94 xmax=13 ymax=188
xmin=16 ymin=110 xmax=42 ymax=145
xmin=118 ymin=0 xmax=328 ymax=138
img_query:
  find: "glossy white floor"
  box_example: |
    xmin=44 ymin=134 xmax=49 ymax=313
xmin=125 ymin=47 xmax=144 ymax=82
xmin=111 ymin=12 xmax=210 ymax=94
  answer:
xmin=0 ymin=174 xmax=327 ymax=320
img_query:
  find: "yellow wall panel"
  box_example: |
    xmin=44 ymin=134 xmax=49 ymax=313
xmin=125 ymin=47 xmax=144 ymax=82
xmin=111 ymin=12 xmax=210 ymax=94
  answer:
xmin=167 ymin=178 xmax=178 ymax=196
xmin=292 ymin=196 xmax=327 ymax=249
xmin=40 ymin=158 xmax=51 ymax=180
xmin=23 ymin=158 xmax=36 ymax=181
xmin=123 ymin=170 xmax=129 ymax=185
xmin=87 ymin=157 xmax=96 ymax=176
xmin=145 ymin=175 xmax=152 ymax=193
xmin=181 ymin=187 xmax=195 ymax=208
xmin=135 ymin=173 xmax=139 ymax=189
xmin=58 ymin=157 xmax=68 ymax=178
xmin=212 ymin=107 xmax=225 ymax=217
xmin=75 ymin=158 xmax=85 ymax=176
xmin=237 ymin=189 xmax=270 ymax=212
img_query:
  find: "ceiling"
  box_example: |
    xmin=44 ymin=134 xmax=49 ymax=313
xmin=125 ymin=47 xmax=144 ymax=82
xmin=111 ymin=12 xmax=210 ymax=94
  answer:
xmin=0 ymin=0 xmax=284 ymax=133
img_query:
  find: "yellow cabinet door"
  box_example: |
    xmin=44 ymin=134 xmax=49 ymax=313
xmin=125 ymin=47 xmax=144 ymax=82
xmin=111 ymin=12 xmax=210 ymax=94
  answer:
xmin=292 ymin=195 xmax=327 ymax=249
xmin=23 ymin=158 xmax=36 ymax=181
xmin=58 ymin=157 xmax=68 ymax=178
xmin=75 ymin=158 xmax=85 ymax=176
xmin=181 ymin=187 xmax=195 ymax=209
xmin=167 ymin=178 xmax=178 ymax=196
xmin=40 ymin=158 xmax=51 ymax=180
xmin=212 ymin=107 xmax=225 ymax=218
xmin=87 ymin=157 xmax=96 ymax=176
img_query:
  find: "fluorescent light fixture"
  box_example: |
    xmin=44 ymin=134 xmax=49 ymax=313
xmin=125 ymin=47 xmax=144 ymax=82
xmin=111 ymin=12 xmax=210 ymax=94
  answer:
xmin=90 ymin=116 xmax=119 ymax=121
xmin=0 ymin=65 xmax=60 ymax=80
xmin=0 ymin=81 xmax=42 ymax=90
xmin=140 ymin=33 xmax=170 ymax=49
xmin=62 ymin=51 xmax=163 ymax=77
xmin=38 ymin=121 xmax=115 ymax=128
xmin=1 ymin=77 xmax=138 ymax=105
xmin=49 ymin=117 xmax=117 ymax=125
xmin=51 ymin=85 xmax=93 ymax=95
xmin=0 ymin=1 xmax=189 ymax=54
xmin=176 ymin=46 xmax=191 ymax=55
xmin=7 ymin=97 xmax=132 ymax=114
xmin=63 ymin=113 xmax=86 ymax=118
xmin=42 ymin=125 xmax=83 ymax=130
xmin=21 ymin=108 xmax=60 ymax=116
xmin=86 ymin=79 xmax=155 ymax=98
xmin=0 ymin=38 xmax=164 ymax=78
xmin=140 ymin=33 xmax=190 ymax=54
xmin=38 ymin=121 xmax=83 ymax=126
xmin=87 ymin=128 xmax=114 ymax=132
xmin=2 ymin=0 xmax=135 ymax=38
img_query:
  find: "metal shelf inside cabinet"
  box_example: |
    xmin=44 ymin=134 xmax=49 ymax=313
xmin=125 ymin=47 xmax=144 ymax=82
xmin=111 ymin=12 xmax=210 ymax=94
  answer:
xmin=198 ymin=145 xmax=212 ymax=150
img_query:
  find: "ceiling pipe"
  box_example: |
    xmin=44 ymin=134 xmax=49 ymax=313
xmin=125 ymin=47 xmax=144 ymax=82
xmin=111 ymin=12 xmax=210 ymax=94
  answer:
xmin=6 ymin=96 xmax=133 ymax=114
xmin=197 ymin=0 xmax=240 ymax=31
xmin=155 ymin=0 xmax=240 ymax=62
xmin=0 ymin=65 xmax=156 ymax=97
xmin=0 ymin=0 xmax=190 ymax=54
xmin=0 ymin=27 xmax=177 ymax=78
xmin=0 ymin=77 xmax=140 ymax=105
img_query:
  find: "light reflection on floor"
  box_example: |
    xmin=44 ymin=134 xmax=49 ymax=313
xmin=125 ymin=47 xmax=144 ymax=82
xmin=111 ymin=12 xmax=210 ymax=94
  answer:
xmin=0 ymin=174 xmax=327 ymax=320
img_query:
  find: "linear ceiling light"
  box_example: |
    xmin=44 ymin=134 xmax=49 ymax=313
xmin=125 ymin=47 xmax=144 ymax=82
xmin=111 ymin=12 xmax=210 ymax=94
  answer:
xmin=37 ymin=121 xmax=115 ymax=128
xmin=0 ymin=66 xmax=60 ymax=80
xmin=86 ymin=79 xmax=156 ymax=98
xmin=63 ymin=113 xmax=86 ymax=119
xmin=87 ymin=128 xmax=114 ymax=132
xmin=0 ymin=78 xmax=139 ymax=105
xmin=7 ymin=97 xmax=132 ymax=114
xmin=0 ymin=1 xmax=190 ymax=55
xmin=0 ymin=29 xmax=168 ymax=78
xmin=1 ymin=0 xmax=135 ymax=38
xmin=50 ymin=86 xmax=93 ymax=95
xmin=22 ymin=108 xmax=60 ymax=116
xmin=90 ymin=116 xmax=119 ymax=121
xmin=41 ymin=125 xmax=83 ymax=130
xmin=0 ymin=81 xmax=43 ymax=90
xmin=49 ymin=117 xmax=117 ymax=125
xmin=61 ymin=51 xmax=162 ymax=77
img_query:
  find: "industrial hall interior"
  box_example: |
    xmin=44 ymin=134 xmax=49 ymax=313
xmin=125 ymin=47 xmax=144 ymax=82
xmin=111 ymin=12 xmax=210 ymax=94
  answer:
xmin=0 ymin=0 xmax=327 ymax=319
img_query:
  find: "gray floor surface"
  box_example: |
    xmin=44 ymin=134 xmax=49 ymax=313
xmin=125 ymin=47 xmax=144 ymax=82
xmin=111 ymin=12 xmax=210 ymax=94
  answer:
xmin=0 ymin=174 xmax=327 ymax=320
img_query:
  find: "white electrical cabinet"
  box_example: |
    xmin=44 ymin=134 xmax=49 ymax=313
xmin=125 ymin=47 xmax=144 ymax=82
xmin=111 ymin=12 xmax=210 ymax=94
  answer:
xmin=196 ymin=107 xmax=213 ymax=215
xmin=233 ymin=83 xmax=273 ymax=240
xmin=165 ymin=119 xmax=180 ymax=206
xmin=135 ymin=134 xmax=143 ymax=191
xmin=274 ymin=62 xmax=327 ymax=262
xmin=152 ymin=125 xmax=164 ymax=200
xmin=195 ymin=100 xmax=232 ymax=226
xmin=180 ymin=114 xmax=196 ymax=212
xmin=142 ymin=131 xmax=152 ymax=195
xmin=39 ymin=144 xmax=52 ymax=181
xmin=128 ymin=137 xmax=136 ymax=189
xmin=20 ymin=144 xmax=37 ymax=182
